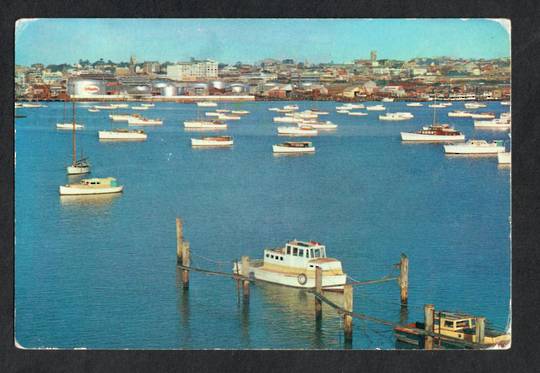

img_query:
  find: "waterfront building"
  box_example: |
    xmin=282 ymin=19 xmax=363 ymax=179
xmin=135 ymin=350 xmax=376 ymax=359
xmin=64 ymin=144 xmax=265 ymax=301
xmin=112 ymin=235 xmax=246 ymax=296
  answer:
xmin=166 ymin=60 xmax=218 ymax=81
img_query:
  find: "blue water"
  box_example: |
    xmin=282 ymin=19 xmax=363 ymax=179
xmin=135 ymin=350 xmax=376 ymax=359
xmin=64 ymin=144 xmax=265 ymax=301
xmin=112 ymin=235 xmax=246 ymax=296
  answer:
xmin=15 ymin=100 xmax=511 ymax=349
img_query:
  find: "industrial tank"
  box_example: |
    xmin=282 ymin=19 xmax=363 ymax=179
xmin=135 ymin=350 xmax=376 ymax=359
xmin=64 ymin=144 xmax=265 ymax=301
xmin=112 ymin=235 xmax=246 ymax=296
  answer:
xmin=160 ymin=85 xmax=178 ymax=97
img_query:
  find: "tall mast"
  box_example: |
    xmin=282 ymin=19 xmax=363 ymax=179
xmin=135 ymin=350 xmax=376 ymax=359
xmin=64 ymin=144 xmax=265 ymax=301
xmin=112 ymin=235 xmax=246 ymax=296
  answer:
xmin=72 ymin=99 xmax=76 ymax=164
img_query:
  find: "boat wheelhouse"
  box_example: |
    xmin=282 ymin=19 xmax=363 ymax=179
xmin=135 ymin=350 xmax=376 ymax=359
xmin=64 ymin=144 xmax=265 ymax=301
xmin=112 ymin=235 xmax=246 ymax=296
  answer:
xmin=233 ymin=240 xmax=347 ymax=291
xmin=272 ymin=141 xmax=315 ymax=153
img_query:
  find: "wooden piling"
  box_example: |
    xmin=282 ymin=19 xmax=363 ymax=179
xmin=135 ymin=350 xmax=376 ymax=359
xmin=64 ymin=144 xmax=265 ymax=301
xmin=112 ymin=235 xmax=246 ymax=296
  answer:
xmin=476 ymin=317 xmax=485 ymax=345
xmin=315 ymin=267 xmax=323 ymax=320
xmin=241 ymin=256 xmax=250 ymax=298
xmin=343 ymin=284 xmax=353 ymax=342
xmin=181 ymin=241 xmax=190 ymax=289
xmin=176 ymin=218 xmax=183 ymax=263
xmin=424 ymin=304 xmax=434 ymax=350
xmin=398 ymin=254 xmax=409 ymax=306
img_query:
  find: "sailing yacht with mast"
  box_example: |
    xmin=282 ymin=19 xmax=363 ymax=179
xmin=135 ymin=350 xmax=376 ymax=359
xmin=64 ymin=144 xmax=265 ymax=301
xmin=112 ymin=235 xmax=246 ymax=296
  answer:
xmin=66 ymin=100 xmax=91 ymax=175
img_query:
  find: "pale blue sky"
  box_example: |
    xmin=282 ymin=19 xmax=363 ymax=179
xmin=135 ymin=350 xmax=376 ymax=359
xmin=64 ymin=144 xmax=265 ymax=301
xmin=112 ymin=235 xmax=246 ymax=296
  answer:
xmin=15 ymin=19 xmax=510 ymax=66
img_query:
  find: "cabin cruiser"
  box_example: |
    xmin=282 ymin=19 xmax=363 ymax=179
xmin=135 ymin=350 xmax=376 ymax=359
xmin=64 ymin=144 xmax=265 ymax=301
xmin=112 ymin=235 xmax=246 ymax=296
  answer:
xmin=277 ymin=126 xmax=318 ymax=136
xmin=191 ymin=136 xmax=233 ymax=147
xmin=183 ymin=120 xmax=228 ymax=130
xmin=272 ymin=141 xmax=315 ymax=153
xmin=233 ymin=240 xmax=347 ymax=290
xmin=98 ymin=129 xmax=148 ymax=141
xmin=379 ymin=112 xmax=413 ymax=121
xmin=196 ymin=102 xmax=218 ymax=107
xmin=464 ymin=102 xmax=487 ymax=109
xmin=406 ymin=102 xmax=423 ymax=107
xmin=366 ymin=104 xmax=386 ymax=111
xmin=394 ymin=310 xmax=511 ymax=349
xmin=59 ymin=177 xmax=123 ymax=196
xmin=56 ymin=123 xmax=84 ymax=130
xmin=447 ymin=110 xmax=473 ymax=118
xmin=401 ymin=124 xmax=465 ymax=142
xmin=444 ymin=140 xmax=505 ymax=154
xmin=127 ymin=117 xmax=163 ymax=126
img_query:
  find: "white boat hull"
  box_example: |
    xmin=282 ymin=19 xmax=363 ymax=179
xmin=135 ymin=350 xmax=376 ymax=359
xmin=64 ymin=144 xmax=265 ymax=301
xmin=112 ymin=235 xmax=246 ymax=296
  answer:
xmin=274 ymin=117 xmax=301 ymax=123
xmin=57 ymin=123 xmax=84 ymax=130
xmin=444 ymin=144 xmax=505 ymax=154
xmin=98 ymin=130 xmax=147 ymax=140
xmin=474 ymin=121 xmax=511 ymax=130
xmin=401 ymin=132 xmax=466 ymax=142
xmin=197 ymin=102 xmax=217 ymax=107
xmin=128 ymin=119 xmax=162 ymax=126
xmin=238 ymin=265 xmax=345 ymax=290
xmin=191 ymin=138 xmax=233 ymax=146
xmin=348 ymin=112 xmax=368 ymax=116
xmin=366 ymin=106 xmax=386 ymax=111
xmin=59 ymin=185 xmax=123 ymax=195
xmin=184 ymin=121 xmax=228 ymax=129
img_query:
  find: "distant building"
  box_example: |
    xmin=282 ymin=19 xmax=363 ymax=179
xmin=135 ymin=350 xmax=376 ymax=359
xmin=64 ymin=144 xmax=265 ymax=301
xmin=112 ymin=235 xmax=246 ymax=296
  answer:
xmin=166 ymin=60 xmax=218 ymax=81
xmin=143 ymin=61 xmax=161 ymax=74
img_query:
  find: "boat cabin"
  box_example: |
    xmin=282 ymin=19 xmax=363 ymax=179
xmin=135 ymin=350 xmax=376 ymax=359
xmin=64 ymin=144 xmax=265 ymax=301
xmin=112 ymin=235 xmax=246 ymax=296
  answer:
xmin=435 ymin=312 xmax=476 ymax=332
xmin=262 ymin=240 xmax=343 ymax=273
xmin=79 ymin=177 xmax=117 ymax=187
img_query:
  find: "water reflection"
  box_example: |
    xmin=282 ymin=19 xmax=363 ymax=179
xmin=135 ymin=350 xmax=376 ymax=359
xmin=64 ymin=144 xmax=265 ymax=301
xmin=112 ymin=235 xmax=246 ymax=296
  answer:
xmin=175 ymin=267 xmax=192 ymax=346
xmin=59 ymin=193 xmax=121 ymax=207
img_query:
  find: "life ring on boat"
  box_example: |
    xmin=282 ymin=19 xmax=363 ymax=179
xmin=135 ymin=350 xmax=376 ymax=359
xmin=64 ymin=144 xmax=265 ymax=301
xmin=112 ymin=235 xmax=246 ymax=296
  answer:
xmin=297 ymin=273 xmax=308 ymax=285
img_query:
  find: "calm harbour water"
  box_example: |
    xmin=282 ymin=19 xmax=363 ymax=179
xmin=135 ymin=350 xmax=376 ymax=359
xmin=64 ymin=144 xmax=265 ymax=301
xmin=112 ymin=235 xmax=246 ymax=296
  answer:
xmin=15 ymin=100 xmax=510 ymax=349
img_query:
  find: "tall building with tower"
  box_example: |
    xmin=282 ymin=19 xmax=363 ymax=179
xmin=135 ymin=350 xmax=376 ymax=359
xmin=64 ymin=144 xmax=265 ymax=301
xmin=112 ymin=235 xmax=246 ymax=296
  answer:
xmin=129 ymin=55 xmax=137 ymax=74
xmin=370 ymin=50 xmax=379 ymax=67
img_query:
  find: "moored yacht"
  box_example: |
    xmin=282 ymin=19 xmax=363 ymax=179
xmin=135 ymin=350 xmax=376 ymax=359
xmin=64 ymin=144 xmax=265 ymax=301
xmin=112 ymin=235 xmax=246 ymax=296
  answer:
xmin=98 ymin=129 xmax=148 ymax=141
xmin=464 ymin=102 xmax=487 ymax=109
xmin=379 ymin=112 xmax=413 ymax=121
xmin=191 ymin=136 xmax=233 ymax=147
xmin=444 ymin=140 xmax=505 ymax=154
xmin=196 ymin=101 xmax=218 ymax=107
xmin=298 ymin=120 xmax=337 ymax=130
xmin=231 ymin=110 xmax=249 ymax=115
xmin=348 ymin=111 xmax=368 ymax=116
xmin=406 ymin=102 xmax=423 ymax=107
xmin=272 ymin=141 xmax=315 ymax=153
xmin=183 ymin=120 xmax=228 ymax=130
xmin=401 ymin=124 xmax=465 ymax=142
xmin=277 ymin=126 xmax=318 ymax=136
xmin=109 ymin=113 xmax=141 ymax=121
xmin=469 ymin=112 xmax=496 ymax=119
xmin=366 ymin=104 xmax=386 ymax=111
xmin=59 ymin=177 xmax=123 ymax=195
xmin=128 ymin=117 xmax=163 ymax=126
xmin=448 ymin=110 xmax=473 ymax=118
xmin=233 ymin=240 xmax=346 ymax=290
xmin=57 ymin=123 xmax=84 ymax=130
xmin=131 ymin=105 xmax=149 ymax=110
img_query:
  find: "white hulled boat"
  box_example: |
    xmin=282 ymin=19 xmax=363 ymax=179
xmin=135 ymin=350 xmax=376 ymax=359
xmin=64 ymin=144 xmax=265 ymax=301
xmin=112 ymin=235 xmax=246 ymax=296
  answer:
xmin=298 ymin=120 xmax=337 ymax=130
xmin=366 ymin=104 xmax=386 ymax=111
xmin=191 ymin=136 xmax=233 ymax=147
xmin=284 ymin=104 xmax=299 ymax=110
xmin=112 ymin=103 xmax=129 ymax=108
xmin=233 ymin=240 xmax=346 ymax=291
xmin=379 ymin=112 xmax=413 ymax=121
xmin=448 ymin=110 xmax=473 ymax=118
xmin=98 ymin=129 xmax=147 ymax=141
xmin=406 ymin=102 xmax=423 ymax=107
xmin=205 ymin=112 xmax=221 ymax=117
xmin=217 ymin=114 xmax=241 ymax=120
xmin=109 ymin=113 xmax=141 ymax=121
xmin=474 ymin=116 xmax=511 ymax=130
xmin=382 ymin=97 xmax=394 ymax=102
xmin=128 ymin=117 xmax=163 ymax=126
xmin=337 ymin=103 xmax=364 ymax=110
xmin=141 ymin=103 xmax=155 ymax=107
xmin=88 ymin=108 xmax=100 ymax=112
xmin=500 ymin=101 xmax=511 ymax=106
xmin=22 ymin=102 xmax=47 ymax=108
xmin=336 ymin=110 xmax=350 ymax=114
xmin=498 ymin=152 xmax=511 ymax=164
xmin=272 ymin=141 xmax=315 ymax=153
xmin=183 ymin=120 xmax=227 ymax=130
xmin=348 ymin=111 xmax=368 ymax=116
xmin=274 ymin=116 xmax=301 ymax=123
xmin=277 ymin=126 xmax=318 ymax=136
xmin=131 ymin=106 xmax=149 ymax=110
xmin=231 ymin=110 xmax=249 ymax=115
xmin=92 ymin=104 xmax=117 ymax=110
xmin=307 ymin=109 xmax=329 ymax=115
xmin=464 ymin=102 xmax=487 ymax=109
xmin=197 ymin=102 xmax=217 ymax=107
xmin=216 ymin=109 xmax=230 ymax=113
xmin=470 ymin=112 xmax=495 ymax=119
xmin=444 ymin=140 xmax=505 ymax=154
xmin=401 ymin=124 xmax=465 ymax=142
xmin=59 ymin=177 xmax=123 ymax=195
xmin=428 ymin=103 xmax=446 ymax=108
xmin=57 ymin=123 xmax=84 ymax=130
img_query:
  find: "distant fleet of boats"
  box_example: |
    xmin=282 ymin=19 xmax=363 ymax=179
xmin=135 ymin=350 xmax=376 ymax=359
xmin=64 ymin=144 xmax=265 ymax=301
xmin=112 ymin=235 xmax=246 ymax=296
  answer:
xmin=15 ymin=98 xmax=511 ymax=198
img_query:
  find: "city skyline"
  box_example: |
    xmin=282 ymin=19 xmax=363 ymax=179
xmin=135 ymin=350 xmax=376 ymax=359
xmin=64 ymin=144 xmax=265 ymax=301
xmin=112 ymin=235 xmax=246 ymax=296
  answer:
xmin=16 ymin=19 xmax=511 ymax=66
